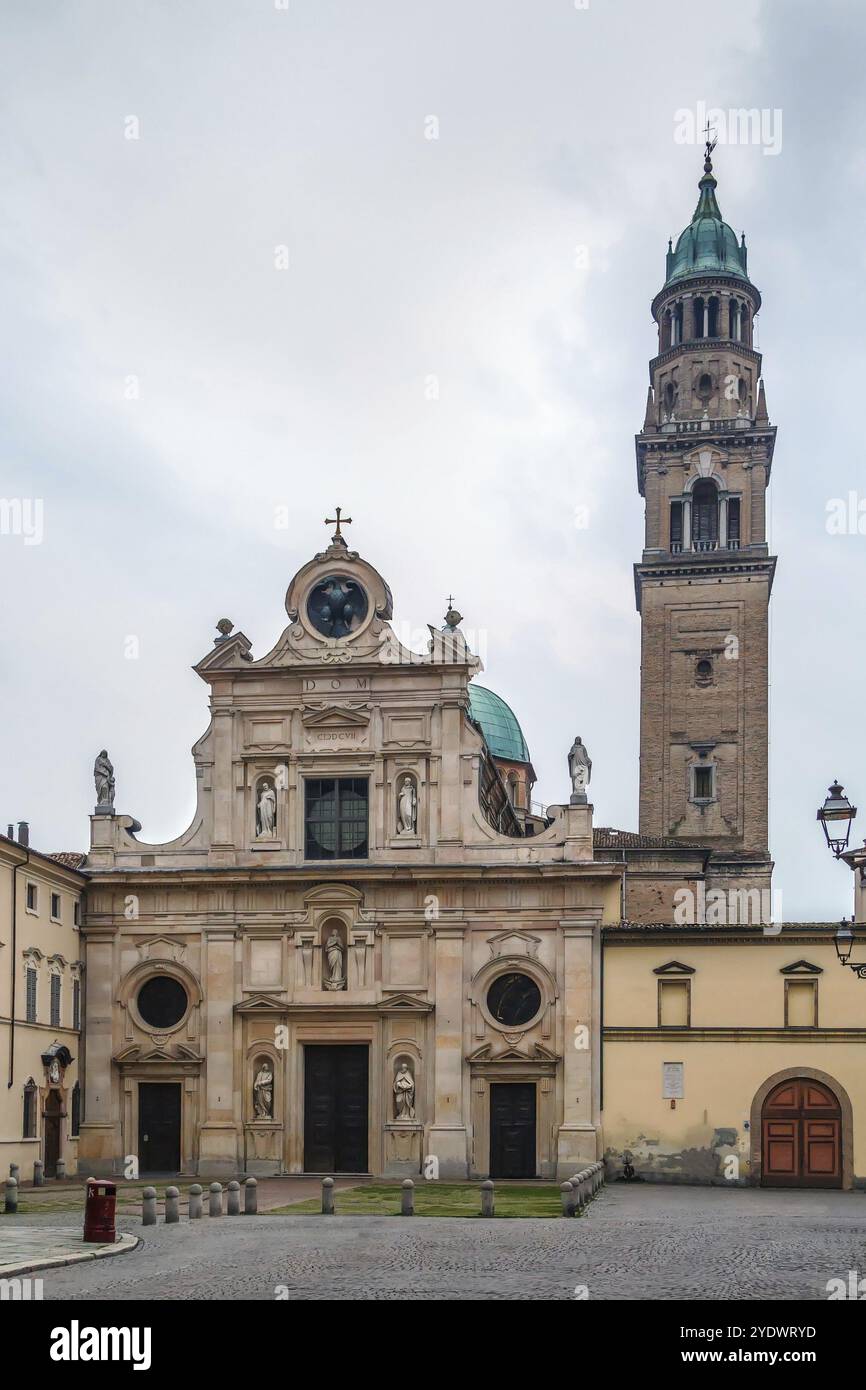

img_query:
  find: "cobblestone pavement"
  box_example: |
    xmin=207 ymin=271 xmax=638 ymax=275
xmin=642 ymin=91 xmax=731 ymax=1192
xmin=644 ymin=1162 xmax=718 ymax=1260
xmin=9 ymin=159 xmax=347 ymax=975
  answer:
xmin=0 ymin=1226 xmax=137 ymax=1277
xmin=10 ymin=1184 xmax=866 ymax=1300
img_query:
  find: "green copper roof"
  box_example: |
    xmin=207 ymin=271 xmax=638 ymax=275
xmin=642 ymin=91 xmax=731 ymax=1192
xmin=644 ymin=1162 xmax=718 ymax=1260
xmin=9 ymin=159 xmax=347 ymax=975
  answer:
xmin=468 ymin=684 xmax=531 ymax=763
xmin=665 ymin=153 xmax=749 ymax=287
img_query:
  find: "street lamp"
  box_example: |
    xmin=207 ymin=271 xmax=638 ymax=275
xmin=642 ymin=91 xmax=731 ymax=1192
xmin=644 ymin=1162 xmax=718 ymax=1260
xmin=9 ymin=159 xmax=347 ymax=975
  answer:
xmin=816 ymin=781 xmax=857 ymax=858
xmin=834 ymin=919 xmax=855 ymax=966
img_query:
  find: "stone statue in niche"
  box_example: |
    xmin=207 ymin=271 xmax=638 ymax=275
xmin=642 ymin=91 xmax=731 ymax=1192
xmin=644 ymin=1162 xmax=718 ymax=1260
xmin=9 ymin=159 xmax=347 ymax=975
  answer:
xmin=393 ymin=1060 xmax=416 ymax=1121
xmin=397 ymin=776 xmax=417 ymax=836
xmin=256 ymin=780 xmax=276 ymax=837
xmin=94 ymin=750 xmax=115 ymax=810
xmin=323 ymin=927 xmax=347 ymax=991
xmin=253 ymin=1061 xmax=274 ymax=1118
xmin=568 ymin=736 xmax=592 ymax=803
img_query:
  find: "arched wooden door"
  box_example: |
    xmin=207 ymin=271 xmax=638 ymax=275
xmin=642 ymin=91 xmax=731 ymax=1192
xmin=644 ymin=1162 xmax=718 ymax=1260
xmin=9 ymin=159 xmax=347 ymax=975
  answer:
xmin=761 ymin=1078 xmax=842 ymax=1188
xmin=43 ymin=1090 xmax=63 ymax=1178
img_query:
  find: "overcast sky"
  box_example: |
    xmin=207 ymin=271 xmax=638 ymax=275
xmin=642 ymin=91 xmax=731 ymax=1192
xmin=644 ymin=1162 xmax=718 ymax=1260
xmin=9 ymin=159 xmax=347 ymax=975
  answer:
xmin=2 ymin=0 xmax=864 ymax=921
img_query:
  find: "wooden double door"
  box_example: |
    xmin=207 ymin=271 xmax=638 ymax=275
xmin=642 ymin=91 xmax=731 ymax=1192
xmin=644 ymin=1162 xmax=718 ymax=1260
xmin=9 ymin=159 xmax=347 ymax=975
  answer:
xmin=303 ymin=1045 xmax=369 ymax=1173
xmin=761 ymin=1078 xmax=842 ymax=1188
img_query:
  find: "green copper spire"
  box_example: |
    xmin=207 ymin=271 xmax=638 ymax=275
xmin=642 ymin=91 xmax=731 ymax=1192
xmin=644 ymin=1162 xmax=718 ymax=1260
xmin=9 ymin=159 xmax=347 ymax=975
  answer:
xmin=664 ymin=144 xmax=749 ymax=287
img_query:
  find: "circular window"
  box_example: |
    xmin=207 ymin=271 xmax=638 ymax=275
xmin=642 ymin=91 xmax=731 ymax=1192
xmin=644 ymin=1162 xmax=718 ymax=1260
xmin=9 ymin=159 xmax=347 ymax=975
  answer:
xmin=137 ymin=976 xmax=188 ymax=1030
xmin=697 ymin=373 xmax=713 ymax=401
xmin=695 ymin=658 xmax=713 ymax=685
xmin=486 ymin=972 xmax=542 ymax=1027
xmin=306 ymin=575 xmax=368 ymax=638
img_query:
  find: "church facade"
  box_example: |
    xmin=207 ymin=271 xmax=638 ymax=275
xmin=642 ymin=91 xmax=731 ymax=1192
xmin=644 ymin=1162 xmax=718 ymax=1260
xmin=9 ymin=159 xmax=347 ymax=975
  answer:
xmin=79 ymin=528 xmax=620 ymax=1181
xmin=74 ymin=152 xmax=866 ymax=1189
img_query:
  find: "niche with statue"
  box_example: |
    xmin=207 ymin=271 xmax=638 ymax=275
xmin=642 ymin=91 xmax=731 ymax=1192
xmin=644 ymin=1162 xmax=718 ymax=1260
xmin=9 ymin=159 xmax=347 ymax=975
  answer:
xmin=321 ymin=917 xmax=348 ymax=991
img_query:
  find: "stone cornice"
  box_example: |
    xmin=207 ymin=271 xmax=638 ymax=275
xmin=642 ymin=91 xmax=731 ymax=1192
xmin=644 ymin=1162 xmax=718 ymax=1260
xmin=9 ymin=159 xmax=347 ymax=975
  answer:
xmin=604 ymin=1027 xmax=866 ymax=1043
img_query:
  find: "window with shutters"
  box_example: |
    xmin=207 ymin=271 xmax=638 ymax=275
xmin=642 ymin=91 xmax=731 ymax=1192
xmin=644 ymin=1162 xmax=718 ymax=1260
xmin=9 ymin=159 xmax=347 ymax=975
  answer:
xmin=72 ymin=978 xmax=81 ymax=1031
xmin=23 ymin=1082 xmax=37 ymax=1138
xmin=50 ymin=973 xmax=61 ymax=1027
xmin=71 ymin=1083 xmax=81 ymax=1137
xmin=26 ymin=966 xmax=37 ymax=1023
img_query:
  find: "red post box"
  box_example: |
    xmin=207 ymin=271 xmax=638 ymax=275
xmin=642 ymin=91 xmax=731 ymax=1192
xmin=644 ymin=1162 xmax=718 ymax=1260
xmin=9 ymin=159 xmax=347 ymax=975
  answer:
xmin=83 ymin=1177 xmax=117 ymax=1243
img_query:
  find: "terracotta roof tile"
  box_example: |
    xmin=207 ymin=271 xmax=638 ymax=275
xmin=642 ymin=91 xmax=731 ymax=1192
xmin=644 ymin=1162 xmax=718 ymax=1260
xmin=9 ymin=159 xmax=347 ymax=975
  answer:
xmin=593 ymin=827 xmax=704 ymax=850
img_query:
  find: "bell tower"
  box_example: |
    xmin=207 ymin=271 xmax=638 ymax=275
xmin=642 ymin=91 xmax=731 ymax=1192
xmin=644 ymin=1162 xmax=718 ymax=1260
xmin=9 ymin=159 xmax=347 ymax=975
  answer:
xmin=635 ymin=144 xmax=776 ymax=893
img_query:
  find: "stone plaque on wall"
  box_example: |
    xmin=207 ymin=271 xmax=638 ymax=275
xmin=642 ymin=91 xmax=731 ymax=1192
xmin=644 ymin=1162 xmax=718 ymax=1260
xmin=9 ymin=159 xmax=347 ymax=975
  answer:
xmin=249 ymin=940 xmax=282 ymax=990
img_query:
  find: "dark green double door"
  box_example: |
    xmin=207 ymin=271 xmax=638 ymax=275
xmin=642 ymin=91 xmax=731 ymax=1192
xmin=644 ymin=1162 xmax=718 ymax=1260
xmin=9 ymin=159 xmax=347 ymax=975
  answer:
xmin=303 ymin=1045 xmax=369 ymax=1173
xmin=490 ymin=1083 xmax=536 ymax=1178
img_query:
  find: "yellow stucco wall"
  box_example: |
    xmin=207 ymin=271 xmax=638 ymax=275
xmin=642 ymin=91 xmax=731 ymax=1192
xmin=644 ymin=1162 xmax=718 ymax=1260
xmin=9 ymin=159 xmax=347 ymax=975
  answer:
xmin=0 ymin=844 xmax=84 ymax=1177
xmin=603 ymin=934 xmax=866 ymax=1185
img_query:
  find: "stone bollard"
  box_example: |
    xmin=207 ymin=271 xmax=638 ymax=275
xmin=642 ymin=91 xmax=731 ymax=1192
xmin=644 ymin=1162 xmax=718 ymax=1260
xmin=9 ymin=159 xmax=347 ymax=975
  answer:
xmin=165 ymin=1186 xmax=179 ymax=1223
xmin=9 ymin=1163 xmax=19 ymax=1184
xmin=142 ymin=1186 xmax=157 ymax=1226
xmin=5 ymin=1177 xmax=18 ymax=1214
xmin=480 ymin=1179 xmax=495 ymax=1218
xmin=188 ymin=1184 xmax=203 ymax=1219
xmin=227 ymin=1180 xmax=240 ymax=1216
xmin=244 ymin=1177 xmax=258 ymax=1215
xmin=56 ymin=1159 xmax=66 ymax=1181
xmin=322 ymin=1177 xmax=335 ymax=1215
xmin=33 ymin=1159 xmax=44 ymax=1187
xmin=401 ymin=1179 xmax=414 ymax=1216
xmin=560 ymin=1181 xmax=574 ymax=1217
xmin=209 ymin=1182 xmax=223 ymax=1217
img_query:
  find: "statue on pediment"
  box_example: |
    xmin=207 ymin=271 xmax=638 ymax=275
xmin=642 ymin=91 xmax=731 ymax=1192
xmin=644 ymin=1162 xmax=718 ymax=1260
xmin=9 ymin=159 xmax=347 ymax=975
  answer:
xmin=94 ymin=750 xmax=115 ymax=809
xmin=568 ymin=737 xmax=592 ymax=801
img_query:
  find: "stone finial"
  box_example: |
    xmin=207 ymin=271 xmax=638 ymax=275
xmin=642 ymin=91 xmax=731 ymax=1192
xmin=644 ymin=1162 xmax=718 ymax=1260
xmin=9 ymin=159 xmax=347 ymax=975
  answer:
xmin=443 ymin=595 xmax=462 ymax=630
xmin=215 ymin=618 xmax=234 ymax=643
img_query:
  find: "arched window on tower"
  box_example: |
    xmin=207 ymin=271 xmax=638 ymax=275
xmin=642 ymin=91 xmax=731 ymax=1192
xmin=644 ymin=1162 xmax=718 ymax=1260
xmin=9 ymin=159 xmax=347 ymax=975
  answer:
xmin=741 ymin=307 xmax=751 ymax=346
xmin=693 ymin=297 xmax=705 ymax=338
xmin=730 ymin=299 xmax=741 ymax=341
xmin=708 ymin=297 xmax=719 ymax=338
xmin=692 ymin=480 xmax=719 ymax=551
